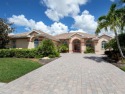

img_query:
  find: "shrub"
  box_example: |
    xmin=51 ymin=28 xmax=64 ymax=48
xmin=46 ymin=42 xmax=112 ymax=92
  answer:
xmin=84 ymin=47 xmax=94 ymax=53
xmin=105 ymin=33 xmax=125 ymax=51
xmin=58 ymin=44 xmax=68 ymax=53
xmin=0 ymin=49 xmax=14 ymax=57
xmin=105 ymin=50 xmax=125 ymax=61
xmin=48 ymin=51 xmax=60 ymax=58
xmin=0 ymin=49 xmax=37 ymax=58
xmin=15 ymin=49 xmax=37 ymax=58
xmin=37 ymin=39 xmax=60 ymax=57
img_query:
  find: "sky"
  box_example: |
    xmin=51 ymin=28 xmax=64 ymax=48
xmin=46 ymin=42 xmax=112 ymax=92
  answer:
xmin=0 ymin=0 xmax=120 ymax=35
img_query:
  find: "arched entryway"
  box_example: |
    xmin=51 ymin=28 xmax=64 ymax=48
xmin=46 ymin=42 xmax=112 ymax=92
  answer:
xmin=72 ymin=39 xmax=81 ymax=52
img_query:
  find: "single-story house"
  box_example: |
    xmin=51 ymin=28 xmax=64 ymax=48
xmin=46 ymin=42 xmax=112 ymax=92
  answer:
xmin=9 ymin=30 xmax=112 ymax=54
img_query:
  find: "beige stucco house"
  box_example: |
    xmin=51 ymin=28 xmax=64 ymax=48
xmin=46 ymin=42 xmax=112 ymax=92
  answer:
xmin=9 ymin=30 xmax=112 ymax=54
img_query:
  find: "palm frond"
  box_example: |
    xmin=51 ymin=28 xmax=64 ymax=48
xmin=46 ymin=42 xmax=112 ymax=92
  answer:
xmin=110 ymin=4 xmax=117 ymax=13
xmin=98 ymin=16 xmax=107 ymax=22
xmin=95 ymin=27 xmax=100 ymax=35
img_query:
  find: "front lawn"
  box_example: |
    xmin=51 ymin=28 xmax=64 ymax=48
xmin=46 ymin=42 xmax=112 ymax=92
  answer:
xmin=121 ymin=67 xmax=125 ymax=71
xmin=0 ymin=58 xmax=41 ymax=83
xmin=120 ymin=59 xmax=125 ymax=71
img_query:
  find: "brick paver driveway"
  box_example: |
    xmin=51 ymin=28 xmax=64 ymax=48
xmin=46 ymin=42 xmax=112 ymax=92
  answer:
xmin=0 ymin=53 xmax=125 ymax=94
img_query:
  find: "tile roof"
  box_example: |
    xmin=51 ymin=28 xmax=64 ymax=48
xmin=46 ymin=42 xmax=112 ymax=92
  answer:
xmin=9 ymin=30 xmax=59 ymax=41
xmin=54 ymin=32 xmax=96 ymax=39
xmin=9 ymin=32 xmax=30 ymax=38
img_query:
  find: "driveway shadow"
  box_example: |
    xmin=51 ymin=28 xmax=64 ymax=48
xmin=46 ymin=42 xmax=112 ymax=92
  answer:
xmin=83 ymin=56 xmax=105 ymax=63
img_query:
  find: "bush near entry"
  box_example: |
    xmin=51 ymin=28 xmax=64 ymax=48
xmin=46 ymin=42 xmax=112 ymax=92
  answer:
xmin=37 ymin=39 xmax=60 ymax=58
xmin=84 ymin=47 xmax=94 ymax=53
xmin=58 ymin=44 xmax=69 ymax=53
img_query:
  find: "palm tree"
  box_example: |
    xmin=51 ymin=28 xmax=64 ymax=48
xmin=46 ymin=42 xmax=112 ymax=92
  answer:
xmin=96 ymin=4 xmax=125 ymax=58
xmin=121 ymin=0 xmax=125 ymax=2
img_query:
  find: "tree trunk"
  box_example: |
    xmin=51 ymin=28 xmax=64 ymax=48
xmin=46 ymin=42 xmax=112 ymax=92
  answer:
xmin=114 ymin=31 xmax=125 ymax=58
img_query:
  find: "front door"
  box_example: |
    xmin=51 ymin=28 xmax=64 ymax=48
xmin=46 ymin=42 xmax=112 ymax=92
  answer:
xmin=73 ymin=39 xmax=81 ymax=52
xmin=74 ymin=44 xmax=80 ymax=52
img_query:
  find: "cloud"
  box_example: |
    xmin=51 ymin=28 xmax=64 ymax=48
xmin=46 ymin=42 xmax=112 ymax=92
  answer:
xmin=99 ymin=28 xmax=115 ymax=37
xmin=8 ymin=15 xmax=69 ymax=35
xmin=70 ymin=29 xmax=87 ymax=33
xmin=8 ymin=14 xmax=114 ymax=36
xmin=9 ymin=33 xmax=14 ymax=35
xmin=72 ymin=10 xmax=98 ymax=34
xmin=41 ymin=0 xmax=88 ymax=21
xmin=50 ymin=22 xmax=68 ymax=35
xmin=8 ymin=15 xmax=36 ymax=28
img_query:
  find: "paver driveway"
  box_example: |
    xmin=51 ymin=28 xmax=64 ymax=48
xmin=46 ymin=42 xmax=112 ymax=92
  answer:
xmin=0 ymin=53 xmax=125 ymax=94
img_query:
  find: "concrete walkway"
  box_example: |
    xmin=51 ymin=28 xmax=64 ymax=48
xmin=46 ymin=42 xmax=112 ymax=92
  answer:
xmin=0 ymin=53 xmax=125 ymax=94
xmin=0 ymin=83 xmax=6 ymax=89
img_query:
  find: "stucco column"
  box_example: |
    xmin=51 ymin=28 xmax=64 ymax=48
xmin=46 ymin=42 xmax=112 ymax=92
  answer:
xmin=28 ymin=37 xmax=34 ymax=49
xmin=93 ymin=41 xmax=98 ymax=54
xmin=81 ymin=39 xmax=85 ymax=53
xmin=69 ymin=39 xmax=73 ymax=53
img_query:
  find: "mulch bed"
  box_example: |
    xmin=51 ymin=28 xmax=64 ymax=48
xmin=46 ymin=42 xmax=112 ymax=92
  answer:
xmin=102 ymin=57 xmax=125 ymax=68
xmin=38 ymin=57 xmax=60 ymax=65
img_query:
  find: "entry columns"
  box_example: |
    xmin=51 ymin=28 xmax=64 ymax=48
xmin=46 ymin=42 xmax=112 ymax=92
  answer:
xmin=81 ymin=39 xmax=85 ymax=53
xmin=69 ymin=41 xmax=73 ymax=53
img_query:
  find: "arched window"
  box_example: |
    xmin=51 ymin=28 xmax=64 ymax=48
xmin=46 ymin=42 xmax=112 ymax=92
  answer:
xmin=73 ymin=39 xmax=80 ymax=44
xmin=102 ymin=41 xmax=107 ymax=49
xmin=34 ymin=39 xmax=39 ymax=48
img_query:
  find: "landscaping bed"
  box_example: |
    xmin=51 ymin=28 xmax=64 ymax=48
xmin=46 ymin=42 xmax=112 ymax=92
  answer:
xmin=39 ymin=57 xmax=59 ymax=65
xmin=28 ymin=57 xmax=60 ymax=65
xmin=0 ymin=58 xmax=41 ymax=83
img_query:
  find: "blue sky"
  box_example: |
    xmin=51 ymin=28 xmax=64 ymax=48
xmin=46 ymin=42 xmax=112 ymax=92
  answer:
xmin=0 ymin=0 xmax=120 ymax=35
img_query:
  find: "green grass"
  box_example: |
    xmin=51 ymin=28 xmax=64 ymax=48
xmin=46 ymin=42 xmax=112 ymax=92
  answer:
xmin=120 ymin=59 xmax=125 ymax=71
xmin=121 ymin=67 xmax=125 ymax=71
xmin=0 ymin=58 xmax=41 ymax=83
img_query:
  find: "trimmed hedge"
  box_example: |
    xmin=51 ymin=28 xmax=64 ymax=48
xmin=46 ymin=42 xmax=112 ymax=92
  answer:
xmin=0 ymin=49 xmax=39 ymax=58
xmin=0 ymin=39 xmax=60 ymax=58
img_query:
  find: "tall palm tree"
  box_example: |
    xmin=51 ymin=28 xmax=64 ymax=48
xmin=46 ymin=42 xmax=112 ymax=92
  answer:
xmin=121 ymin=0 xmax=125 ymax=2
xmin=96 ymin=4 xmax=125 ymax=58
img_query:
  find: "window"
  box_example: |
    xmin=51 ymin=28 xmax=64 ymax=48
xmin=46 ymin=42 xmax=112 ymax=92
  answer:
xmin=63 ymin=41 xmax=67 ymax=44
xmin=34 ymin=39 xmax=39 ymax=48
xmin=86 ymin=44 xmax=92 ymax=47
xmin=86 ymin=40 xmax=92 ymax=47
xmin=61 ymin=40 xmax=67 ymax=45
xmin=73 ymin=39 xmax=80 ymax=44
xmin=12 ymin=40 xmax=16 ymax=48
xmin=102 ymin=41 xmax=107 ymax=49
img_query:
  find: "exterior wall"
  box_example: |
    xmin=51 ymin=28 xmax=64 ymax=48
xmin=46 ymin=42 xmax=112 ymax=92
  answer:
xmin=10 ymin=37 xmax=59 ymax=49
xmin=15 ymin=39 xmax=29 ymax=48
xmin=95 ymin=36 xmax=111 ymax=54
xmin=52 ymin=40 xmax=59 ymax=46
xmin=81 ymin=38 xmax=86 ymax=53
xmin=28 ymin=41 xmax=34 ymax=49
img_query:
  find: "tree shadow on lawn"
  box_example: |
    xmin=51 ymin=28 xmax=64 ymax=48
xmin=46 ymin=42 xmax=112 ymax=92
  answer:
xmin=83 ymin=56 xmax=106 ymax=63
